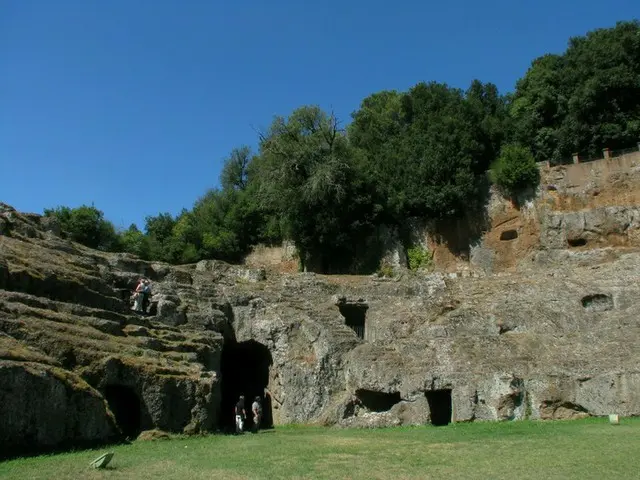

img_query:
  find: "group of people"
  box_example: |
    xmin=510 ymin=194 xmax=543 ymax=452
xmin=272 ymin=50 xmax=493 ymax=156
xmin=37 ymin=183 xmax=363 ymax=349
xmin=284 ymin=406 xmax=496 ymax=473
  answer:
xmin=234 ymin=395 xmax=262 ymax=434
xmin=131 ymin=278 xmax=152 ymax=313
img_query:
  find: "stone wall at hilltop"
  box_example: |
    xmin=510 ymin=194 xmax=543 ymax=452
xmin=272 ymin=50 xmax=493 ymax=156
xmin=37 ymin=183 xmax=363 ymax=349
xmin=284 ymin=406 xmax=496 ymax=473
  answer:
xmin=1 ymin=149 xmax=640 ymax=457
xmin=405 ymin=150 xmax=640 ymax=274
xmin=243 ymin=151 xmax=640 ymax=275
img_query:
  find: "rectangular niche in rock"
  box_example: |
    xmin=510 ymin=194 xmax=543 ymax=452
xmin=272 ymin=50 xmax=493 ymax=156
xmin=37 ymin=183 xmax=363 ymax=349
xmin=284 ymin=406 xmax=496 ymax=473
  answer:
xmin=337 ymin=299 xmax=368 ymax=340
xmin=425 ymin=389 xmax=452 ymax=426
xmin=355 ymin=389 xmax=401 ymax=412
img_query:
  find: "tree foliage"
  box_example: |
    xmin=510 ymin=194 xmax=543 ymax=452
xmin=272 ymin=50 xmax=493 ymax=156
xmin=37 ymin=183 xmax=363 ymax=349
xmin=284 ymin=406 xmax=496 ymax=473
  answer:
xmin=350 ymin=80 xmax=507 ymax=220
xmin=44 ymin=205 xmax=119 ymax=251
xmin=257 ymin=106 xmax=380 ymax=272
xmin=489 ymin=144 xmax=540 ymax=197
xmin=511 ymin=20 xmax=640 ymax=162
xmin=43 ymin=21 xmax=640 ymax=273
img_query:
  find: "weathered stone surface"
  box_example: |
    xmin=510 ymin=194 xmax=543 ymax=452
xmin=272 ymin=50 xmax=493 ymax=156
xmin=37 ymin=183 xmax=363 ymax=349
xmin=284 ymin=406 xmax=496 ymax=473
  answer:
xmin=540 ymin=207 xmax=640 ymax=249
xmin=0 ymin=351 xmax=119 ymax=458
xmin=0 ymin=213 xmax=225 ymax=456
xmin=2 ymin=156 xmax=640 ymax=457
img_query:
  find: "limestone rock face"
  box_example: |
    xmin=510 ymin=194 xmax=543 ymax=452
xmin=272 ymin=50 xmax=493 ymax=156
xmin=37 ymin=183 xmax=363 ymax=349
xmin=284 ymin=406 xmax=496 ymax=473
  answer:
xmin=2 ymin=154 xmax=640 ymax=458
xmin=0 ymin=209 xmax=223 ymax=456
xmin=0 ymin=334 xmax=118 ymax=458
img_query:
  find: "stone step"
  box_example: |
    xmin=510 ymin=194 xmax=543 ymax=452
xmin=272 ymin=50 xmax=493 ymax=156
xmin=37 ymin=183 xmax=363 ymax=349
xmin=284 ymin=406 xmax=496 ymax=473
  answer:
xmin=0 ymin=265 xmax=126 ymax=313
xmin=0 ymin=290 xmax=130 ymax=323
xmin=0 ymin=296 xmax=209 ymax=349
xmin=0 ymin=315 xmax=208 ymax=376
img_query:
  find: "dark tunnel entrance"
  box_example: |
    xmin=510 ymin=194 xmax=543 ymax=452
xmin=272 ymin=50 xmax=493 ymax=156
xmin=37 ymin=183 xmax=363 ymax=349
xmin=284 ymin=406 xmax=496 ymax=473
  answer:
xmin=104 ymin=385 xmax=142 ymax=439
xmin=425 ymin=389 xmax=452 ymax=426
xmin=339 ymin=303 xmax=368 ymax=340
xmin=356 ymin=389 xmax=401 ymax=412
xmin=220 ymin=340 xmax=273 ymax=432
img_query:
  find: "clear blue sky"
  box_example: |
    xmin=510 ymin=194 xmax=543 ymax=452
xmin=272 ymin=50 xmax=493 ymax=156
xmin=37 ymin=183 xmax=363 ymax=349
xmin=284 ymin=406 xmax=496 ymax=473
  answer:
xmin=1 ymin=1 xmax=637 ymax=230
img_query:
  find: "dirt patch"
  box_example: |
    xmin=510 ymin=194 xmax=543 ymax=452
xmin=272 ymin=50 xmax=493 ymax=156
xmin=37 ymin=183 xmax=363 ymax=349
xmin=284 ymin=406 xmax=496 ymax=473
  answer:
xmin=244 ymin=244 xmax=299 ymax=275
xmin=137 ymin=429 xmax=172 ymax=441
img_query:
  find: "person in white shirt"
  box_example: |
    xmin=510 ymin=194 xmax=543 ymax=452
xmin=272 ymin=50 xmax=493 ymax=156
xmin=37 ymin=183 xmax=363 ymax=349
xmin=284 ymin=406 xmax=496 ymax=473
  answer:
xmin=251 ymin=396 xmax=262 ymax=433
xmin=132 ymin=279 xmax=145 ymax=312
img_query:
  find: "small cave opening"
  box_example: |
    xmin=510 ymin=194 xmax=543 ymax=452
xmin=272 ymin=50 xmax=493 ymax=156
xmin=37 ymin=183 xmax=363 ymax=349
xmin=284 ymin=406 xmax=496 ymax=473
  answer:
xmin=338 ymin=303 xmax=368 ymax=340
xmin=220 ymin=340 xmax=273 ymax=432
xmin=425 ymin=389 xmax=452 ymax=426
xmin=581 ymin=293 xmax=614 ymax=312
xmin=568 ymin=238 xmax=587 ymax=247
xmin=355 ymin=389 xmax=401 ymax=412
xmin=500 ymin=229 xmax=518 ymax=241
xmin=104 ymin=385 xmax=142 ymax=439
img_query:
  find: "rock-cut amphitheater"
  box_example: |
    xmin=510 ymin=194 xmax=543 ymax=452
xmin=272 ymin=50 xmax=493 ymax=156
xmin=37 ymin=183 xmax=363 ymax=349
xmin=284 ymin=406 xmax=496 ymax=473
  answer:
xmin=1 ymin=152 xmax=639 ymax=458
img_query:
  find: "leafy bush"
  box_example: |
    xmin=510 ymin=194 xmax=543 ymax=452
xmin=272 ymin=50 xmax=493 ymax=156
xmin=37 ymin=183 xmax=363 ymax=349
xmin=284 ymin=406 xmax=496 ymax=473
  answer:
xmin=44 ymin=205 xmax=119 ymax=251
xmin=489 ymin=144 xmax=540 ymax=197
xmin=407 ymin=245 xmax=432 ymax=271
xmin=119 ymin=225 xmax=150 ymax=259
xmin=377 ymin=260 xmax=395 ymax=278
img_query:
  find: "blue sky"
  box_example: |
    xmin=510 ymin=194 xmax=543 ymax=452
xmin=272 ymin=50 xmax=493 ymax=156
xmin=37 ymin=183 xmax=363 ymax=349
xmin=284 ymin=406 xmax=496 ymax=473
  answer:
xmin=1 ymin=1 xmax=637 ymax=230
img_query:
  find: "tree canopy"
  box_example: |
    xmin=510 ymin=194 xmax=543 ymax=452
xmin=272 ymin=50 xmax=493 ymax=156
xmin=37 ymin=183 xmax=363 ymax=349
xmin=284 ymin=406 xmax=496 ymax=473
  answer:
xmin=44 ymin=20 xmax=640 ymax=273
xmin=511 ymin=20 xmax=640 ymax=162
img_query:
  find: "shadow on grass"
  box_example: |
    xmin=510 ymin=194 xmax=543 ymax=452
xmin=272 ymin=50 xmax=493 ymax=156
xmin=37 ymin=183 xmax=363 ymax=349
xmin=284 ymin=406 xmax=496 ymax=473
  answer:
xmin=0 ymin=437 xmax=131 ymax=463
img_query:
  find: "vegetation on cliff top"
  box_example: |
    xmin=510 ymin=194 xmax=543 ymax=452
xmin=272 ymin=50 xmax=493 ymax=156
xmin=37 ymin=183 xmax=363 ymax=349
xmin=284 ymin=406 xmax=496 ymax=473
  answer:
xmin=43 ymin=20 xmax=640 ymax=272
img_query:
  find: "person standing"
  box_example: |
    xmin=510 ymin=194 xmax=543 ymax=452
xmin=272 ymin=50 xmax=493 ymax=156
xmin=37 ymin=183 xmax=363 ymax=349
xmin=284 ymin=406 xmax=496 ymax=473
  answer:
xmin=251 ymin=396 xmax=262 ymax=433
xmin=235 ymin=395 xmax=246 ymax=434
xmin=132 ymin=279 xmax=145 ymax=312
xmin=141 ymin=279 xmax=152 ymax=313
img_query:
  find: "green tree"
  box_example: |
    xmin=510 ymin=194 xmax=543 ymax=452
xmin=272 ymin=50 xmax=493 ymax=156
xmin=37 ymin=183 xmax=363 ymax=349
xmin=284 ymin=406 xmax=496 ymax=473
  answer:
xmin=350 ymin=81 xmax=498 ymax=222
xmin=44 ymin=205 xmax=119 ymax=251
xmin=489 ymin=143 xmax=540 ymax=198
xmin=511 ymin=20 xmax=640 ymax=162
xmin=165 ymin=211 xmax=200 ymax=263
xmin=220 ymin=146 xmax=253 ymax=192
xmin=510 ymin=54 xmax=566 ymax=162
xmin=465 ymin=80 xmax=511 ymax=169
xmin=143 ymin=213 xmax=176 ymax=262
xmin=258 ymin=105 xmax=380 ymax=272
xmin=118 ymin=224 xmax=150 ymax=259
xmin=348 ymin=90 xmax=405 ymax=221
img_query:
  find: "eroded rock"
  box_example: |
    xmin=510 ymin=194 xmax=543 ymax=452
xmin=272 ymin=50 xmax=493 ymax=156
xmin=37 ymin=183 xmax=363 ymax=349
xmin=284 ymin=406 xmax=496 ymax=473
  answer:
xmin=0 ymin=360 xmax=118 ymax=458
xmin=1 ymin=198 xmax=640 ymax=457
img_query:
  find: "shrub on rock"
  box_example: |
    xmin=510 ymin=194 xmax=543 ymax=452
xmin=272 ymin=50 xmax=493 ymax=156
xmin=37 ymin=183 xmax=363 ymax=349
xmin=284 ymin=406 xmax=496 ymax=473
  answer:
xmin=490 ymin=143 xmax=540 ymax=198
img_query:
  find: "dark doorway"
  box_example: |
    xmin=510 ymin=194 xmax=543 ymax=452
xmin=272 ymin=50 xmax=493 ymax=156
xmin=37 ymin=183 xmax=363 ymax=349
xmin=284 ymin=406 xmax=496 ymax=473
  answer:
xmin=425 ymin=389 xmax=452 ymax=426
xmin=500 ymin=230 xmax=518 ymax=241
xmin=338 ymin=303 xmax=368 ymax=340
xmin=356 ymin=389 xmax=401 ymax=412
xmin=568 ymin=238 xmax=587 ymax=247
xmin=581 ymin=293 xmax=614 ymax=312
xmin=104 ymin=385 xmax=142 ymax=438
xmin=220 ymin=340 xmax=273 ymax=432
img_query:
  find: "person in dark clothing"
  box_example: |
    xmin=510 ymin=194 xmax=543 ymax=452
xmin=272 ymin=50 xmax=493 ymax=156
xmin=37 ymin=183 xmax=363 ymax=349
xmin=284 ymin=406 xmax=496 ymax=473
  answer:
xmin=234 ymin=395 xmax=246 ymax=434
xmin=140 ymin=279 xmax=152 ymax=313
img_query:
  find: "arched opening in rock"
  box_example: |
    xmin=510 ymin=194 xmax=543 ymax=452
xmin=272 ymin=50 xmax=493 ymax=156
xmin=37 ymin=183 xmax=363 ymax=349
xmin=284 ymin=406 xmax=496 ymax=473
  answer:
xmin=425 ymin=389 xmax=452 ymax=426
xmin=568 ymin=238 xmax=587 ymax=247
xmin=355 ymin=389 xmax=401 ymax=412
xmin=104 ymin=385 xmax=142 ymax=439
xmin=338 ymin=303 xmax=368 ymax=340
xmin=500 ymin=230 xmax=518 ymax=241
xmin=581 ymin=294 xmax=614 ymax=312
xmin=220 ymin=340 xmax=273 ymax=432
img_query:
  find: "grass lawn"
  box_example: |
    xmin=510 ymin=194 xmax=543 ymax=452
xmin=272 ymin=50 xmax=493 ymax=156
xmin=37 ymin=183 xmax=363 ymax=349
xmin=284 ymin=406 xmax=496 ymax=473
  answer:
xmin=1 ymin=418 xmax=638 ymax=479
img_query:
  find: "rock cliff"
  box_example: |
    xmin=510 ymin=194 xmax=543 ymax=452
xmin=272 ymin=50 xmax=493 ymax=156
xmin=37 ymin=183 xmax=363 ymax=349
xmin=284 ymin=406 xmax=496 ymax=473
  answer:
xmin=1 ymin=154 xmax=639 ymax=457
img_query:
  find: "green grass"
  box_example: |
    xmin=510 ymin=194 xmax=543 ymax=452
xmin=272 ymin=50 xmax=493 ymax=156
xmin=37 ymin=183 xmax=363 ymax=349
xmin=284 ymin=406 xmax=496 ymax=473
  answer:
xmin=1 ymin=418 xmax=638 ymax=479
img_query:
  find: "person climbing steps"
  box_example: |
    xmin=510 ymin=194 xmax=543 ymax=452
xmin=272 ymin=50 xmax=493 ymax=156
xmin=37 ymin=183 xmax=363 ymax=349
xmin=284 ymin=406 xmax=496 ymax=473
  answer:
xmin=131 ymin=279 xmax=145 ymax=312
xmin=131 ymin=278 xmax=152 ymax=314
